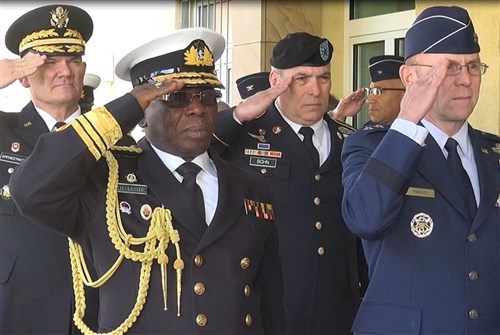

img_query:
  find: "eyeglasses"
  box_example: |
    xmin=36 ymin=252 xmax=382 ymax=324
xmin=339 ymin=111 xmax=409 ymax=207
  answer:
xmin=157 ymin=90 xmax=222 ymax=108
xmin=365 ymin=87 xmax=405 ymax=97
xmin=409 ymin=62 xmax=488 ymax=76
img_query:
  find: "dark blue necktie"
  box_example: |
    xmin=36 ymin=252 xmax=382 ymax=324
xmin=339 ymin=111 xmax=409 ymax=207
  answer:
xmin=444 ymin=138 xmax=476 ymax=220
xmin=176 ymin=162 xmax=206 ymax=223
xmin=299 ymin=127 xmax=319 ymax=169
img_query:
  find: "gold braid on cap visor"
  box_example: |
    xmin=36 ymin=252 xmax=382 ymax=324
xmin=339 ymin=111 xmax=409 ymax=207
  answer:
xmin=19 ymin=28 xmax=85 ymax=54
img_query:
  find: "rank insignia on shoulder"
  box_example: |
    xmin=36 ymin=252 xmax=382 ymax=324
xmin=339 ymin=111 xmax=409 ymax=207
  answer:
xmin=491 ymin=143 xmax=500 ymax=154
xmin=410 ymin=212 xmax=433 ymax=238
xmin=243 ymin=198 xmax=275 ymax=221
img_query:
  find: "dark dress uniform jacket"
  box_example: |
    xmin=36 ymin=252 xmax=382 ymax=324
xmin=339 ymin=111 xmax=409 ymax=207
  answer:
xmin=212 ymin=104 xmax=363 ymax=335
xmin=342 ymin=125 xmax=500 ymax=334
xmin=10 ymin=94 xmax=286 ymax=335
xmin=0 ymin=103 xmax=75 ymax=334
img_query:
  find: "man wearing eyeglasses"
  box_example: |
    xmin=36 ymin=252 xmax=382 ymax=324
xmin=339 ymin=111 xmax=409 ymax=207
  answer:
xmin=341 ymin=6 xmax=499 ymax=334
xmin=10 ymin=27 xmax=286 ymax=334
xmin=212 ymin=32 xmax=365 ymax=335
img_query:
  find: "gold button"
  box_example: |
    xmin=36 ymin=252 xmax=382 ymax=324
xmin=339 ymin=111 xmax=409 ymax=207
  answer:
xmin=468 ymin=271 xmax=478 ymax=281
xmin=240 ymin=257 xmax=250 ymax=269
xmin=194 ymin=254 xmax=204 ymax=267
xmin=194 ymin=282 xmax=206 ymax=295
xmin=260 ymin=168 xmax=267 ymax=174
xmin=468 ymin=234 xmax=477 ymax=242
xmin=7 ymin=167 xmax=14 ymax=174
xmin=245 ymin=314 xmax=252 ymax=326
xmin=314 ymin=174 xmax=321 ymax=181
xmin=196 ymin=314 xmax=207 ymax=326
xmin=468 ymin=309 xmax=478 ymax=319
xmin=313 ymin=197 xmax=321 ymax=205
xmin=315 ymin=221 xmax=322 ymax=230
xmin=244 ymin=285 xmax=251 ymax=297
xmin=317 ymin=247 xmax=324 ymax=255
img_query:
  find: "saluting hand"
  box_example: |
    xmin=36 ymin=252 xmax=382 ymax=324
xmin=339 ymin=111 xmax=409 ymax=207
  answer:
xmin=234 ymin=76 xmax=292 ymax=123
xmin=398 ymin=58 xmax=450 ymax=124
xmin=0 ymin=53 xmax=46 ymax=89
xmin=329 ymin=87 xmax=366 ymax=121
xmin=130 ymin=79 xmax=185 ymax=111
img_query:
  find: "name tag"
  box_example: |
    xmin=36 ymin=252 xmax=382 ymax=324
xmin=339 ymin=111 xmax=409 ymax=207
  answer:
xmin=0 ymin=152 xmax=25 ymax=165
xmin=406 ymin=187 xmax=435 ymax=198
xmin=118 ymin=183 xmax=148 ymax=195
xmin=249 ymin=156 xmax=277 ymax=168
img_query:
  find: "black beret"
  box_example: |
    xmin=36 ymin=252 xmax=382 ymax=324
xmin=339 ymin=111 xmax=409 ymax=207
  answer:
xmin=405 ymin=6 xmax=480 ymax=60
xmin=368 ymin=55 xmax=404 ymax=82
xmin=5 ymin=4 xmax=93 ymax=57
xmin=236 ymin=72 xmax=270 ymax=99
xmin=115 ymin=27 xmax=225 ymax=88
xmin=270 ymin=32 xmax=333 ymax=69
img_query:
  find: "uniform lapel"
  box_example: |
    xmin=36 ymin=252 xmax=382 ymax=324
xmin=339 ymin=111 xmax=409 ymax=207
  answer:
xmin=418 ymin=135 xmax=472 ymax=222
xmin=136 ymin=140 xmax=206 ymax=239
xmin=14 ymin=103 xmax=49 ymax=150
xmin=468 ymin=128 xmax=499 ymax=231
xmin=319 ymin=116 xmax=343 ymax=173
xmin=197 ymin=153 xmax=245 ymax=251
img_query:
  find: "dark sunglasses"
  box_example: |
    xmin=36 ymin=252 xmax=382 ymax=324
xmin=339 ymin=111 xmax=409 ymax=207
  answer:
xmin=157 ymin=90 xmax=222 ymax=108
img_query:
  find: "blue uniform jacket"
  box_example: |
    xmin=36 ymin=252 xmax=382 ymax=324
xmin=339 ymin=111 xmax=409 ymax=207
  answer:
xmin=341 ymin=123 xmax=500 ymax=334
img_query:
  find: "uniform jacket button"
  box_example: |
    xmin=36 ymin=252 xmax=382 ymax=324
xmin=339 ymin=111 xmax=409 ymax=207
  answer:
xmin=196 ymin=314 xmax=207 ymax=326
xmin=468 ymin=233 xmax=477 ymax=242
xmin=314 ymin=174 xmax=321 ymax=181
xmin=245 ymin=314 xmax=252 ymax=326
xmin=194 ymin=282 xmax=206 ymax=295
xmin=313 ymin=197 xmax=321 ymax=205
xmin=315 ymin=221 xmax=322 ymax=230
xmin=240 ymin=257 xmax=250 ymax=269
xmin=468 ymin=309 xmax=479 ymax=319
xmin=244 ymin=285 xmax=251 ymax=297
xmin=317 ymin=247 xmax=325 ymax=255
xmin=468 ymin=271 xmax=478 ymax=281
xmin=194 ymin=254 xmax=204 ymax=267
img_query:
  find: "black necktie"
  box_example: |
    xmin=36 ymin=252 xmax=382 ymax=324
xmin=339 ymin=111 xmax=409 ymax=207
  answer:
xmin=299 ymin=127 xmax=319 ymax=169
xmin=444 ymin=138 xmax=476 ymax=220
xmin=53 ymin=121 xmax=66 ymax=132
xmin=176 ymin=162 xmax=206 ymax=223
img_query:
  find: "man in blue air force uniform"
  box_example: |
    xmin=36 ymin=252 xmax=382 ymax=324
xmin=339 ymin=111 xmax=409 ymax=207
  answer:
xmin=341 ymin=6 xmax=500 ymax=334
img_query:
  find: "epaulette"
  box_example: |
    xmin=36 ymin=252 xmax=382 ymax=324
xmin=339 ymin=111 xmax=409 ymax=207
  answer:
xmin=331 ymin=119 xmax=355 ymax=139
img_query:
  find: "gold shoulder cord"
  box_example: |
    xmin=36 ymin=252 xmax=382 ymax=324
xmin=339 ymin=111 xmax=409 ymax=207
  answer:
xmin=68 ymin=145 xmax=184 ymax=335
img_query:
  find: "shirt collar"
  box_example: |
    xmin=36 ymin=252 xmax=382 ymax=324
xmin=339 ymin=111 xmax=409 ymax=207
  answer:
xmin=421 ymin=119 xmax=471 ymax=158
xmin=35 ymin=105 xmax=81 ymax=131
xmin=150 ymin=144 xmax=216 ymax=178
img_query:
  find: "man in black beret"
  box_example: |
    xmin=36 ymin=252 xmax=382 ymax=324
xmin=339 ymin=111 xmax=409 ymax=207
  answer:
xmin=342 ymin=6 xmax=499 ymax=334
xmin=0 ymin=4 xmax=101 ymax=334
xmin=212 ymin=31 xmax=365 ymax=334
